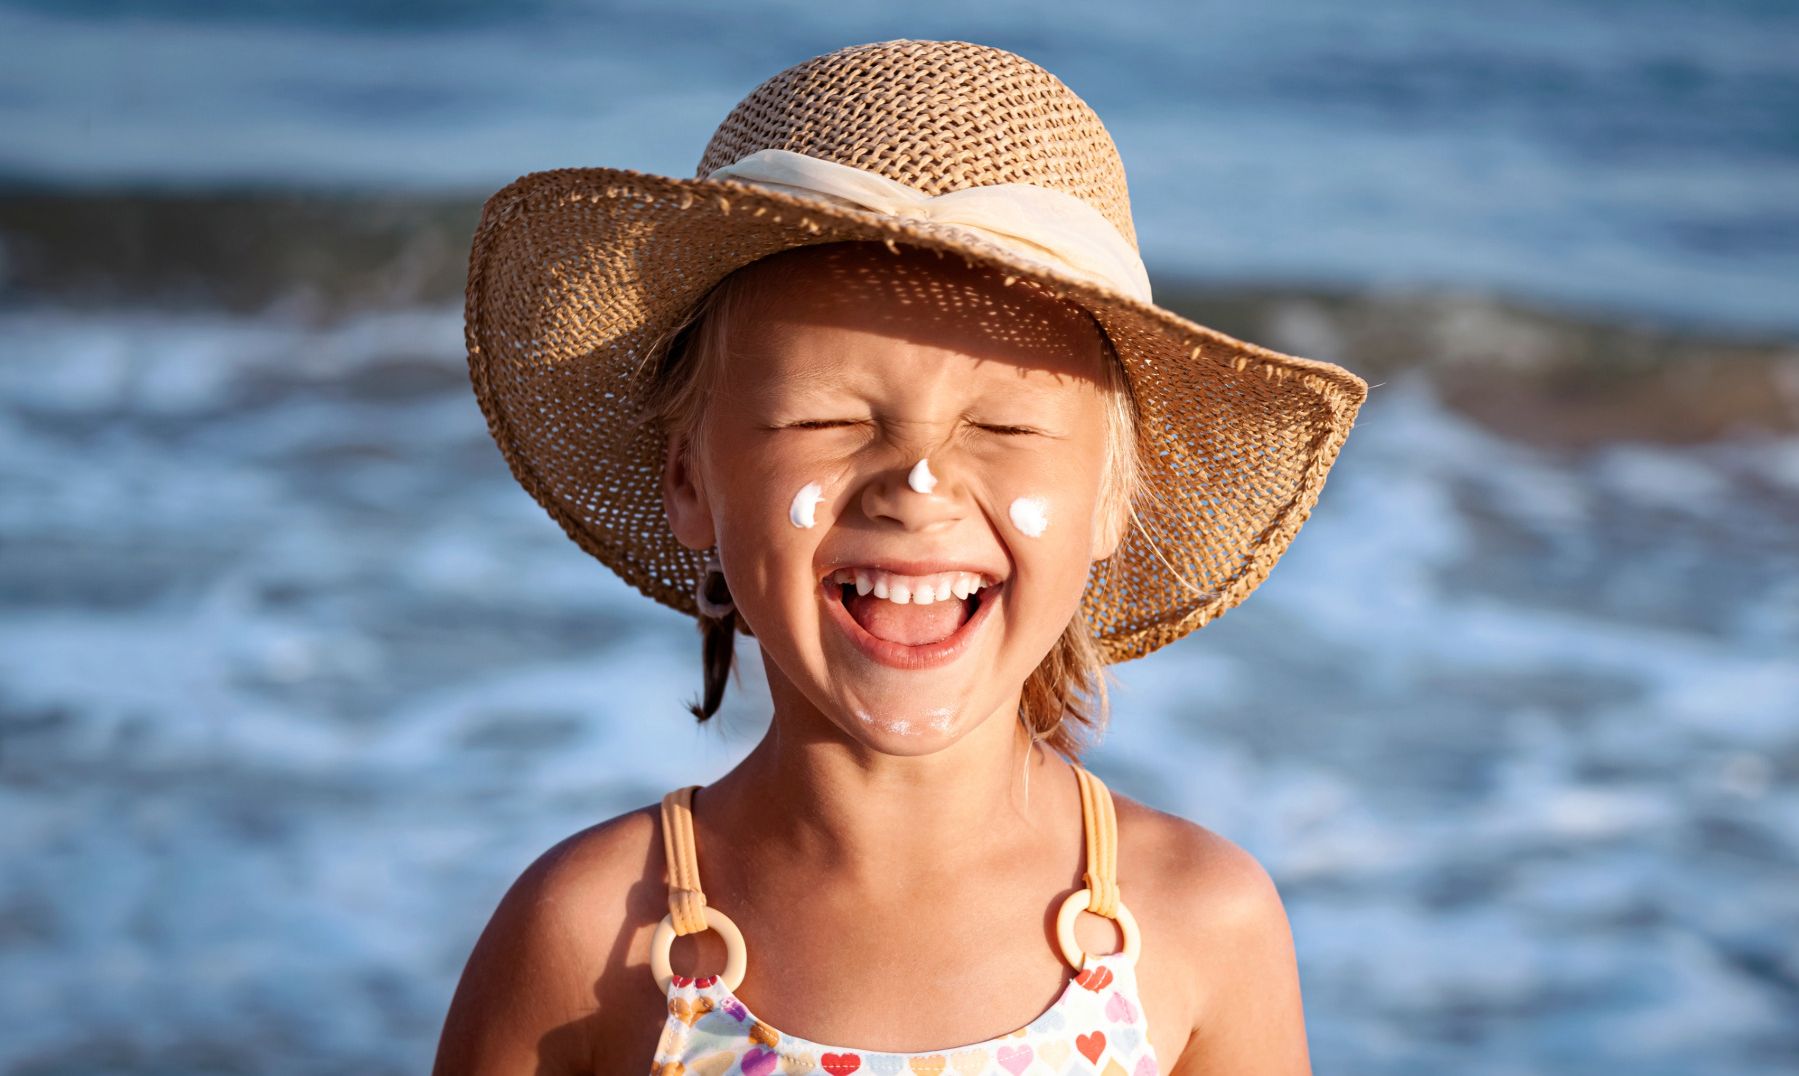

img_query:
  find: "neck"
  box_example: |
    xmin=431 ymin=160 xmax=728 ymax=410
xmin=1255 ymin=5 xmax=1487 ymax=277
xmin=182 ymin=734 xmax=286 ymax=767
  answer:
xmin=702 ymin=652 xmax=1070 ymax=889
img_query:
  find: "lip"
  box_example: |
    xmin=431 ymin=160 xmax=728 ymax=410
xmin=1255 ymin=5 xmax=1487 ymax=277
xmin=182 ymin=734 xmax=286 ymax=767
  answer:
xmin=820 ymin=575 xmax=1002 ymax=670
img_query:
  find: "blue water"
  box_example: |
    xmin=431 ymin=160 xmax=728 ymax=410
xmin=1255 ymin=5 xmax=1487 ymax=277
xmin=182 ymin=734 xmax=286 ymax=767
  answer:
xmin=1 ymin=0 xmax=1796 ymax=333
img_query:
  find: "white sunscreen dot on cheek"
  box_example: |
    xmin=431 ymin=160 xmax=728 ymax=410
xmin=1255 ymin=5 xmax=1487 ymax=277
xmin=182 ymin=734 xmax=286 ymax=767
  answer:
xmin=1008 ymin=496 xmax=1050 ymax=538
xmin=788 ymin=481 xmax=824 ymax=529
xmin=907 ymin=457 xmax=937 ymax=494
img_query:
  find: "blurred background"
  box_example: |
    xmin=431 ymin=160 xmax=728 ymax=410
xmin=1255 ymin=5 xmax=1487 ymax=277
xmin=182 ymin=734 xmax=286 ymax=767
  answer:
xmin=1 ymin=2 xmax=1795 ymax=1073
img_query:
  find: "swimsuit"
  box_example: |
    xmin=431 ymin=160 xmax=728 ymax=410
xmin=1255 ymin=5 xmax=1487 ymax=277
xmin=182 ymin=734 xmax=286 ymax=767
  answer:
xmin=649 ymin=765 xmax=1160 ymax=1075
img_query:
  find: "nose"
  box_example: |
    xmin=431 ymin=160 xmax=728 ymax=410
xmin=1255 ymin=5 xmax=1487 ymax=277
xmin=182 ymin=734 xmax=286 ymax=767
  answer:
xmin=858 ymin=453 xmax=963 ymax=533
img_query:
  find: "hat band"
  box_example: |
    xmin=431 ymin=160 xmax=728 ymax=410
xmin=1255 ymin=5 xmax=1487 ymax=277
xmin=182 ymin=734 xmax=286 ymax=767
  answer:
xmin=706 ymin=148 xmax=1152 ymax=303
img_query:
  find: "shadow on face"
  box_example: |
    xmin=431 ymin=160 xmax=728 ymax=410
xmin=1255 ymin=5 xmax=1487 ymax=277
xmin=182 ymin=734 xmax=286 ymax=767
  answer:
xmin=724 ymin=241 xmax=1110 ymax=386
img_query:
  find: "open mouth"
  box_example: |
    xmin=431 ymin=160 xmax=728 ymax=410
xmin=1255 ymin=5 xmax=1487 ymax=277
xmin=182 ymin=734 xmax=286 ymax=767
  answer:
xmin=821 ymin=567 xmax=1001 ymax=668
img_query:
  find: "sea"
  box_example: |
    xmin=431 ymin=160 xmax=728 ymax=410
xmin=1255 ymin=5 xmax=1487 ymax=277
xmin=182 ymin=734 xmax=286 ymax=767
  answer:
xmin=0 ymin=2 xmax=1795 ymax=1074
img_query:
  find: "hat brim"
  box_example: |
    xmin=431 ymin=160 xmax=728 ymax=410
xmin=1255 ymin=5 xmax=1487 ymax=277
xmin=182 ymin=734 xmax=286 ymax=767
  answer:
xmin=465 ymin=166 xmax=1367 ymax=663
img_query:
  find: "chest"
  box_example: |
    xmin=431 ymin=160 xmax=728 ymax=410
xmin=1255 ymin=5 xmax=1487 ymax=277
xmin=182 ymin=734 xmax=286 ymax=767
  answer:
xmin=597 ymin=902 xmax=1190 ymax=1073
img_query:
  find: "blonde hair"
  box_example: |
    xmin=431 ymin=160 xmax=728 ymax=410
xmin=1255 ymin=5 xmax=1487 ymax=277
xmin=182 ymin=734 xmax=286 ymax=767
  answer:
xmin=642 ymin=245 xmax=1142 ymax=761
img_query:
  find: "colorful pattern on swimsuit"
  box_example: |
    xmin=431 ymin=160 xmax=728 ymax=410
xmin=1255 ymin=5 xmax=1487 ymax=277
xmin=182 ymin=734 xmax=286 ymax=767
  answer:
xmin=651 ymin=948 xmax=1159 ymax=1076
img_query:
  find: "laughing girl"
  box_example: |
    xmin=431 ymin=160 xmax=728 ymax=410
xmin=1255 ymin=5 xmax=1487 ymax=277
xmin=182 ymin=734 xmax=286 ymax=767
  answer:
xmin=437 ymin=38 xmax=1365 ymax=1076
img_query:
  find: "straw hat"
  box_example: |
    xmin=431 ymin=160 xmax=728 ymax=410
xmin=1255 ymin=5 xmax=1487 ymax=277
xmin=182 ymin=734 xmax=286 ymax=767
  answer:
xmin=464 ymin=38 xmax=1366 ymax=663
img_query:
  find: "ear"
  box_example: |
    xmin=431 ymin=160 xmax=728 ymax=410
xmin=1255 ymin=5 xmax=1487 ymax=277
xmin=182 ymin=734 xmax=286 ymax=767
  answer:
xmin=662 ymin=432 xmax=718 ymax=550
xmin=1090 ymin=496 xmax=1128 ymax=563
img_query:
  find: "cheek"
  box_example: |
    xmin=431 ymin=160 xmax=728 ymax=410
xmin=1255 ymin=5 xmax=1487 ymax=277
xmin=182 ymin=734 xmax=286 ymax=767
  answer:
xmin=993 ymin=441 xmax=1107 ymax=552
xmin=999 ymin=484 xmax=1104 ymax=616
xmin=1015 ymin=493 xmax=1095 ymax=583
xmin=701 ymin=451 xmax=840 ymax=622
xmin=702 ymin=424 xmax=832 ymax=536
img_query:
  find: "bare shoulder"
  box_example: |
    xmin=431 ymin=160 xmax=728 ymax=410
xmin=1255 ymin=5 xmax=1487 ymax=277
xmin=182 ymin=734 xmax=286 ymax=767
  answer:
xmin=1114 ymin=794 xmax=1290 ymax=944
xmin=432 ymin=803 xmax=669 ymax=1076
xmin=1112 ymin=792 xmax=1311 ymax=1076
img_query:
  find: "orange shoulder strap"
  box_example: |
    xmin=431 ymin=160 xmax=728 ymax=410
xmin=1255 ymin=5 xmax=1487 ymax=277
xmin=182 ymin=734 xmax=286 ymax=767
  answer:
xmin=1073 ymin=764 xmax=1121 ymax=918
xmin=661 ymin=771 xmax=1120 ymax=929
xmin=659 ymin=785 xmax=710 ymax=936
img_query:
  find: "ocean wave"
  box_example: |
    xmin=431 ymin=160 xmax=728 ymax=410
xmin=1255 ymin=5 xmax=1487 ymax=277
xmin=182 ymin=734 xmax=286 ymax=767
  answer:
xmin=0 ymin=302 xmax=1794 ymax=1073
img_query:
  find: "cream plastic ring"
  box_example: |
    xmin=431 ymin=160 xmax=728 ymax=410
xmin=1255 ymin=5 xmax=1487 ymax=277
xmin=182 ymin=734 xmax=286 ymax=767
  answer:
xmin=649 ymin=906 xmax=748 ymax=995
xmin=1055 ymin=888 xmax=1142 ymax=970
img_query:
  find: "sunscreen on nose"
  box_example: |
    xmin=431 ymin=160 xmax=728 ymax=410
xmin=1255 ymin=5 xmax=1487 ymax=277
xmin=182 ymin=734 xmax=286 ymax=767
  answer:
xmin=789 ymin=482 xmax=824 ymax=528
xmin=1008 ymin=496 xmax=1049 ymax=538
xmin=907 ymin=458 xmax=937 ymax=494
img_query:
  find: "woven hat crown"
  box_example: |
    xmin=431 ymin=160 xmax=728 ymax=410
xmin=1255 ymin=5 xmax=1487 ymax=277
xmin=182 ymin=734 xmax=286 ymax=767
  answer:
xmin=695 ymin=39 xmax=1139 ymax=249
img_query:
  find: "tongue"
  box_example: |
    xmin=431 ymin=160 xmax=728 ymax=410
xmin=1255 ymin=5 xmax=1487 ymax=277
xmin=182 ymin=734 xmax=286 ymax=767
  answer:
xmin=845 ymin=590 xmax=971 ymax=646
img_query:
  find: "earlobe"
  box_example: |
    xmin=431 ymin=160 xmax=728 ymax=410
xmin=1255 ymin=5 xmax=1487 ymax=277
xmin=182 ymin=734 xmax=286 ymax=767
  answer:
xmin=662 ymin=434 xmax=718 ymax=550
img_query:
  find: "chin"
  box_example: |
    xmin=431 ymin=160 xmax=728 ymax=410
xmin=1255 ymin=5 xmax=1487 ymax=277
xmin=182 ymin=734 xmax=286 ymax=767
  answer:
xmin=837 ymin=699 xmax=975 ymax=755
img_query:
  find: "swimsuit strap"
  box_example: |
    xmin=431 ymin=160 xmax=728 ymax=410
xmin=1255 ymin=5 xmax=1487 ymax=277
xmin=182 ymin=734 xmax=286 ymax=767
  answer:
xmin=1073 ymin=764 xmax=1122 ymax=918
xmin=659 ymin=784 xmax=710 ymax=936
xmin=660 ymin=773 xmax=1120 ymax=920
xmin=651 ymin=785 xmax=750 ymax=992
xmin=654 ymin=768 xmax=1134 ymax=982
xmin=654 ymin=766 xmax=1115 ymax=935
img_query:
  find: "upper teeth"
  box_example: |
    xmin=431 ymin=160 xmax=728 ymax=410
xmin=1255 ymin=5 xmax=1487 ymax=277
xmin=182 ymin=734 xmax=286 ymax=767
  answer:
xmin=826 ymin=568 xmax=994 ymax=606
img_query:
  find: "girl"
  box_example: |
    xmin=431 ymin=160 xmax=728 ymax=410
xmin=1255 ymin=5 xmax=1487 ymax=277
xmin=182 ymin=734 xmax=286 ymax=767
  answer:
xmin=441 ymin=39 xmax=1365 ymax=1076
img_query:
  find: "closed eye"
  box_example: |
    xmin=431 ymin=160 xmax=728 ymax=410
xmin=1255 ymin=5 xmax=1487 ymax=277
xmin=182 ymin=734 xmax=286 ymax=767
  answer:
xmin=780 ymin=419 xmax=867 ymax=430
xmin=973 ymin=423 xmax=1046 ymax=436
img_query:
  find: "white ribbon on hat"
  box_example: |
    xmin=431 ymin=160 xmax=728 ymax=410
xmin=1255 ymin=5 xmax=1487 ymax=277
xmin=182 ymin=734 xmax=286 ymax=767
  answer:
xmin=706 ymin=148 xmax=1153 ymax=304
